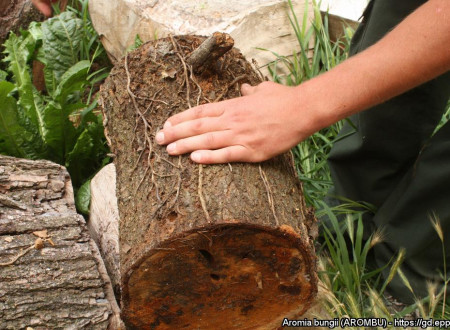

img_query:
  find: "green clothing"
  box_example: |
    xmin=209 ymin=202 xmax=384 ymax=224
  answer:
xmin=328 ymin=0 xmax=450 ymax=303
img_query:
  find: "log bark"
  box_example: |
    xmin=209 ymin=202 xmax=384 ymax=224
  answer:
xmin=100 ymin=34 xmax=317 ymax=329
xmin=0 ymin=155 xmax=123 ymax=329
xmin=0 ymin=0 xmax=45 ymax=49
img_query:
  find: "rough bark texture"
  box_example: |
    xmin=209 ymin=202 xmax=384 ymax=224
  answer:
xmin=0 ymin=0 xmax=45 ymax=51
xmin=0 ymin=155 xmax=122 ymax=329
xmin=100 ymin=34 xmax=317 ymax=329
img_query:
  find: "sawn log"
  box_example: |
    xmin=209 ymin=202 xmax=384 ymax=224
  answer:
xmin=0 ymin=155 xmax=122 ymax=329
xmin=100 ymin=33 xmax=317 ymax=329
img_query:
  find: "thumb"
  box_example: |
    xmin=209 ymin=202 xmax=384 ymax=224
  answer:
xmin=241 ymin=83 xmax=257 ymax=96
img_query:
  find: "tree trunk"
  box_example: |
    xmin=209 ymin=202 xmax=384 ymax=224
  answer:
xmin=100 ymin=34 xmax=317 ymax=329
xmin=0 ymin=0 xmax=44 ymax=48
xmin=0 ymin=155 xmax=123 ymax=329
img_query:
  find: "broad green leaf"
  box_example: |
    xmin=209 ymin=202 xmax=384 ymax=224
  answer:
xmin=75 ymin=179 xmax=91 ymax=215
xmin=40 ymin=100 xmax=67 ymax=163
xmin=28 ymin=21 xmax=43 ymax=45
xmin=18 ymin=30 xmax=37 ymax=63
xmin=80 ymin=98 xmax=99 ymax=125
xmin=0 ymin=70 xmax=7 ymax=82
xmin=0 ymin=82 xmax=41 ymax=159
xmin=53 ymin=60 xmax=89 ymax=104
xmin=65 ymin=115 xmax=108 ymax=188
xmin=0 ymin=81 xmax=27 ymax=158
xmin=1 ymin=5 xmax=109 ymax=195
xmin=66 ymin=128 xmax=94 ymax=186
xmin=88 ymin=67 xmax=109 ymax=85
xmin=3 ymin=32 xmax=46 ymax=157
xmin=42 ymin=61 xmax=90 ymax=162
xmin=65 ymin=102 xmax=88 ymax=116
xmin=41 ymin=11 xmax=84 ymax=93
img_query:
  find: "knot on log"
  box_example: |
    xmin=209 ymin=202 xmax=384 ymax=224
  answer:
xmin=187 ymin=32 xmax=234 ymax=73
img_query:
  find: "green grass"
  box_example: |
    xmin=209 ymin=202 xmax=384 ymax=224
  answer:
xmin=262 ymin=0 xmax=355 ymax=209
xmin=268 ymin=0 xmax=450 ymax=324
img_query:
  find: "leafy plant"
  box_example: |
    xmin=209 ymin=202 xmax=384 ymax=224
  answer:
xmin=0 ymin=4 xmax=110 ymax=213
xmin=318 ymin=206 xmax=393 ymax=319
xmin=126 ymin=34 xmax=144 ymax=54
xmin=434 ymin=100 xmax=450 ymax=135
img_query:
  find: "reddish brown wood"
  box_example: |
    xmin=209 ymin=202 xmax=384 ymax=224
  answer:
xmin=100 ymin=34 xmax=317 ymax=329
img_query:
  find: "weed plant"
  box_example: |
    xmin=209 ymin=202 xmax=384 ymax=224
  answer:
xmin=262 ymin=0 xmax=355 ymax=209
xmin=0 ymin=0 xmax=111 ymax=213
xmin=269 ymin=0 xmax=450 ymax=323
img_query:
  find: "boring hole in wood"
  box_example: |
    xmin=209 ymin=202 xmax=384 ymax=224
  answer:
xmin=198 ymin=249 xmax=214 ymax=265
xmin=210 ymin=273 xmax=220 ymax=281
xmin=168 ymin=211 xmax=177 ymax=222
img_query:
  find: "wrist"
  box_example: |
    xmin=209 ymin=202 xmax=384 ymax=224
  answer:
xmin=291 ymin=79 xmax=339 ymax=141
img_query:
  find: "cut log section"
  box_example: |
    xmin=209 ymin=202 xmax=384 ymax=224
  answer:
xmin=100 ymin=34 xmax=317 ymax=329
xmin=0 ymin=155 xmax=123 ymax=329
xmin=89 ymin=163 xmax=121 ymax=298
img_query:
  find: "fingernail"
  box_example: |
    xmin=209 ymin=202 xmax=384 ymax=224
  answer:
xmin=156 ymin=131 xmax=164 ymax=144
xmin=167 ymin=143 xmax=176 ymax=153
xmin=191 ymin=152 xmax=201 ymax=162
xmin=164 ymin=121 xmax=172 ymax=129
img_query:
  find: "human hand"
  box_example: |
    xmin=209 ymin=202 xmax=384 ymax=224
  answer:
xmin=31 ymin=0 xmax=58 ymax=17
xmin=156 ymin=81 xmax=317 ymax=164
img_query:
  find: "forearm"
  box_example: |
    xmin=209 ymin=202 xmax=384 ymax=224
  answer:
xmin=157 ymin=0 xmax=449 ymax=164
xmin=300 ymin=0 xmax=450 ymax=132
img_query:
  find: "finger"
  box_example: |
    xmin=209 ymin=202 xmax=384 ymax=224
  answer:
xmin=157 ymin=117 xmax=223 ymax=145
xmin=164 ymin=102 xmax=224 ymax=128
xmin=190 ymin=146 xmax=250 ymax=164
xmin=165 ymin=130 xmax=234 ymax=156
xmin=241 ymin=83 xmax=257 ymax=96
xmin=32 ymin=0 xmax=53 ymax=16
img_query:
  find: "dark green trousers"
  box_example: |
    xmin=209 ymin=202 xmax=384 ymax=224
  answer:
xmin=328 ymin=0 xmax=450 ymax=303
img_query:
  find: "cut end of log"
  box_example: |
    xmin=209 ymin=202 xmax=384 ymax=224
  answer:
xmin=123 ymin=224 xmax=316 ymax=329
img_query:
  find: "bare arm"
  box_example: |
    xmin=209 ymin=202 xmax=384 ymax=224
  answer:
xmin=157 ymin=0 xmax=450 ymax=164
